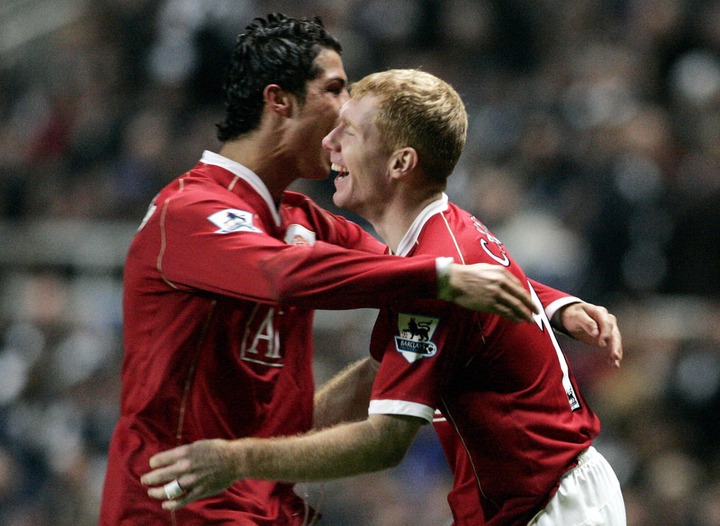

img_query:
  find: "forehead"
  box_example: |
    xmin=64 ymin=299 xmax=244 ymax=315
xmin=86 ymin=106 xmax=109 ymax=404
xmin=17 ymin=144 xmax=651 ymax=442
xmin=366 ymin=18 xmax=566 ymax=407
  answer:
xmin=340 ymin=95 xmax=378 ymax=126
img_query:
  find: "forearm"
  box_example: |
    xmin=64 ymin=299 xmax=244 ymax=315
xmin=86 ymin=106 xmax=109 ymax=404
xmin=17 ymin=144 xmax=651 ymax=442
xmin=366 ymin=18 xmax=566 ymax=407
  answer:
xmin=313 ymin=358 xmax=378 ymax=429
xmin=234 ymin=416 xmax=419 ymax=482
xmin=142 ymin=415 xmax=423 ymax=509
xmin=268 ymin=248 xmax=534 ymax=318
xmin=263 ymin=243 xmax=438 ymax=309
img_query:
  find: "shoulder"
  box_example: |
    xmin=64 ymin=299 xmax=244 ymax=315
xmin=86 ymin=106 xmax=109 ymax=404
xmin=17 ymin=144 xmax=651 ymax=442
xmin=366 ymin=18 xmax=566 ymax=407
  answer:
xmin=281 ymin=191 xmax=333 ymax=218
xmin=414 ymin=204 xmax=475 ymax=253
xmin=281 ymin=190 xmax=312 ymax=207
xmin=154 ymin=174 xmax=266 ymax=236
xmin=282 ymin=190 xmax=356 ymax=227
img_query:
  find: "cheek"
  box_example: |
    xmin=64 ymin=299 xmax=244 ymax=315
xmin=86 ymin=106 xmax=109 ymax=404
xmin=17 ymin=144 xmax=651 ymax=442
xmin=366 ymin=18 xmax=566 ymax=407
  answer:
xmin=295 ymin=127 xmax=326 ymax=158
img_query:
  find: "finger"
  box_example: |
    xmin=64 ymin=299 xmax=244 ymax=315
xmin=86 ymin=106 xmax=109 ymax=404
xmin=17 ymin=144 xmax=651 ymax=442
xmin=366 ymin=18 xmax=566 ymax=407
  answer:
xmin=494 ymin=299 xmax=530 ymax=324
xmin=506 ymin=281 xmax=539 ymax=316
xmin=595 ymin=322 xmax=613 ymax=346
xmin=609 ymin=331 xmax=623 ymax=365
xmin=569 ymin=305 xmax=599 ymax=338
xmin=570 ymin=318 xmax=600 ymax=341
xmin=163 ymin=498 xmax=185 ymax=511
xmin=149 ymin=446 xmax=188 ymax=469
xmin=147 ymin=485 xmax=169 ymax=500
xmin=488 ymin=268 xmax=537 ymax=316
xmin=600 ymin=327 xmax=621 ymax=367
xmin=141 ymin=466 xmax=181 ymax=487
xmin=161 ymin=484 xmax=205 ymax=511
xmin=162 ymin=494 xmax=193 ymax=511
xmin=500 ymin=284 xmax=536 ymax=321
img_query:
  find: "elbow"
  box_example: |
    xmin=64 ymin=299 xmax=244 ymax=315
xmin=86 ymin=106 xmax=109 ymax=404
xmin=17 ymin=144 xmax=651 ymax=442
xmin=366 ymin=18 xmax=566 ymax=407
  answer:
xmin=260 ymin=248 xmax=316 ymax=304
xmin=374 ymin=440 xmax=409 ymax=470
xmin=366 ymin=415 xmax=419 ymax=470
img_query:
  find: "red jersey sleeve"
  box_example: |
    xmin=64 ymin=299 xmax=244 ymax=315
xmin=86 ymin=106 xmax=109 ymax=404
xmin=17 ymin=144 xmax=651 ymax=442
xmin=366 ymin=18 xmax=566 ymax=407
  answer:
xmin=282 ymin=191 xmax=386 ymax=254
xmin=136 ymin=180 xmax=438 ymax=310
xmin=528 ymin=279 xmax=582 ymax=323
xmin=368 ymin=300 xmax=457 ymax=424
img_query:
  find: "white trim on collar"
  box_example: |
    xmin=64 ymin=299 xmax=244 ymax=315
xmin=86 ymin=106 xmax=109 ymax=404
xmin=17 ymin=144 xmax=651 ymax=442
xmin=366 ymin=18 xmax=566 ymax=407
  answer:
xmin=200 ymin=150 xmax=282 ymax=226
xmin=395 ymin=193 xmax=449 ymax=257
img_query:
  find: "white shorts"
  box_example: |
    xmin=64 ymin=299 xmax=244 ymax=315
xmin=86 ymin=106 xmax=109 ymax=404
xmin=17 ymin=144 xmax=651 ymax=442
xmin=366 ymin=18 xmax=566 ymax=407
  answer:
xmin=528 ymin=446 xmax=626 ymax=526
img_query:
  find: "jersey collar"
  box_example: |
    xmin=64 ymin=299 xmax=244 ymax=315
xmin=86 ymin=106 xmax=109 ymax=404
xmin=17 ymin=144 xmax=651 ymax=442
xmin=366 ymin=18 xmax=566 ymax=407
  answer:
xmin=394 ymin=193 xmax=449 ymax=257
xmin=200 ymin=150 xmax=282 ymax=227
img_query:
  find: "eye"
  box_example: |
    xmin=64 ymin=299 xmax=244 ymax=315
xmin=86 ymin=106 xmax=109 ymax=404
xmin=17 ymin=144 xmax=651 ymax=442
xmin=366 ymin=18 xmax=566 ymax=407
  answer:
xmin=327 ymin=80 xmax=347 ymax=96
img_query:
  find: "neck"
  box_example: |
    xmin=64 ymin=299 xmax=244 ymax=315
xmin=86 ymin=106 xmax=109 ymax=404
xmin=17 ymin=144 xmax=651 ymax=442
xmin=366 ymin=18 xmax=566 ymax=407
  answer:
xmin=370 ymin=190 xmax=444 ymax=254
xmin=218 ymin=133 xmax=299 ymax=203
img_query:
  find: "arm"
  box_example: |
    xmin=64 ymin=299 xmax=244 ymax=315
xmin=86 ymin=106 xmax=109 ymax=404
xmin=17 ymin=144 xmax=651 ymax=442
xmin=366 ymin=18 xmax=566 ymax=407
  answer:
xmin=140 ymin=414 xmax=422 ymax=511
xmin=313 ymin=357 xmax=378 ymax=429
xmin=265 ymin=247 xmax=536 ymax=321
xmin=154 ymin=195 xmax=536 ymax=320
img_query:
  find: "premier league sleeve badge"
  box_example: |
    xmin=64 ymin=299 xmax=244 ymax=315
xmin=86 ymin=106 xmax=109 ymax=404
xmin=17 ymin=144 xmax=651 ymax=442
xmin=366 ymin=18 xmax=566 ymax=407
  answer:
xmin=394 ymin=313 xmax=440 ymax=363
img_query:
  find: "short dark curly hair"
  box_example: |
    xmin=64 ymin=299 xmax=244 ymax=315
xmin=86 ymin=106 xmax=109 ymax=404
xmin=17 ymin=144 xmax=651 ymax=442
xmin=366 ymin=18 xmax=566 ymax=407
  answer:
xmin=215 ymin=13 xmax=343 ymax=142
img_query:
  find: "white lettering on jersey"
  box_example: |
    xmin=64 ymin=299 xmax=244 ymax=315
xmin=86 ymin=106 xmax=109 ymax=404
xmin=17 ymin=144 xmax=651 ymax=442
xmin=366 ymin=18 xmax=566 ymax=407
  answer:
xmin=241 ymin=307 xmax=283 ymax=367
xmin=528 ymin=282 xmax=581 ymax=411
xmin=480 ymin=239 xmax=510 ymax=266
xmin=472 ymin=217 xmax=510 ymax=266
xmin=208 ymin=209 xmax=262 ymax=234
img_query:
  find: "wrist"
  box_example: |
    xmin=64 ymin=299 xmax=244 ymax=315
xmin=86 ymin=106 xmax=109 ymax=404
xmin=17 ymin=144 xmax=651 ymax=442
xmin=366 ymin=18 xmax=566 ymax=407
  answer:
xmin=436 ymin=257 xmax=455 ymax=301
xmin=549 ymin=299 xmax=582 ymax=334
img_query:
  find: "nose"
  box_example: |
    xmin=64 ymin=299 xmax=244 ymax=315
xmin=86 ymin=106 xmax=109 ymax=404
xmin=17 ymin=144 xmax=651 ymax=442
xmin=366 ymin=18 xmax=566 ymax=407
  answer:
xmin=322 ymin=125 xmax=339 ymax=152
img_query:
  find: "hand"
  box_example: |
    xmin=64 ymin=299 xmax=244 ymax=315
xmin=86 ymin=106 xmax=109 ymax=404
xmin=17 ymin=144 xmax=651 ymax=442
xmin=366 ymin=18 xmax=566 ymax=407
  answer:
xmin=449 ymin=263 xmax=537 ymax=323
xmin=556 ymin=302 xmax=623 ymax=367
xmin=141 ymin=439 xmax=239 ymax=511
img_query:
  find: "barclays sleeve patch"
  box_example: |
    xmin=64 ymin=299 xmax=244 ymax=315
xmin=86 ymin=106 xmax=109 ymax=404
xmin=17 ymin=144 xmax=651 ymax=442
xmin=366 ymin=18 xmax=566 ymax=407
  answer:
xmin=394 ymin=313 xmax=439 ymax=363
xmin=207 ymin=209 xmax=262 ymax=234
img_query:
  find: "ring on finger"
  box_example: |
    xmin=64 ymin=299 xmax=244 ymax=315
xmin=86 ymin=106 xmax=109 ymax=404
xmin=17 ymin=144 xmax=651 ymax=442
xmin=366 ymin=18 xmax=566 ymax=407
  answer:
xmin=163 ymin=479 xmax=185 ymax=500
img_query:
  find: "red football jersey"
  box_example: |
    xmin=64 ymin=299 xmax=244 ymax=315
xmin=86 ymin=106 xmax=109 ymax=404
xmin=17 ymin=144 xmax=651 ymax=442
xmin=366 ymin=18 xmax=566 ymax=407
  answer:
xmin=368 ymin=195 xmax=600 ymax=526
xmin=100 ymin=152 xmax=446 ymax=525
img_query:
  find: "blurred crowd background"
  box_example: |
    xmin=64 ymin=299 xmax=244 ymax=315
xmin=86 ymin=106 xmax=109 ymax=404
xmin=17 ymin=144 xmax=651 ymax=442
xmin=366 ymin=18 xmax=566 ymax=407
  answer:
xmin=1 ymin=0 xmax=719 ymax=524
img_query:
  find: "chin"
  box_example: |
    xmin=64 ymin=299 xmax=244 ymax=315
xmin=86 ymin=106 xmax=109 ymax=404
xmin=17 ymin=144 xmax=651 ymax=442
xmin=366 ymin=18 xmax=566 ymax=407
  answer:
xmin=332 ymin=191 xmax=348 ymax=209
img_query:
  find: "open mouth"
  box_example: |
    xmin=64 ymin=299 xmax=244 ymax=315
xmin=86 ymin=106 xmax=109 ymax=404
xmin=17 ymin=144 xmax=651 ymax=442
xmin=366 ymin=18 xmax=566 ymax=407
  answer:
xmin=331 ymin=163 xmax=349 ymax=180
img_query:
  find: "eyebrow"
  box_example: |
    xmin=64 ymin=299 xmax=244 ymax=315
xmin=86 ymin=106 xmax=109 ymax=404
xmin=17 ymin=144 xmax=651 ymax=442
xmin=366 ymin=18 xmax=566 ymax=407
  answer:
xmin=329 ymin=76 xmax=348 ymax=89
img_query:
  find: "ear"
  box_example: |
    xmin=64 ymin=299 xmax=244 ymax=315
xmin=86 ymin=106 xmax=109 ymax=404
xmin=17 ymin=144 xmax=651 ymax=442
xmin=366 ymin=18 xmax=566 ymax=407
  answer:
xmin=389 ymin=147 xmax=418 ymax=180
xmin=264 ymin=84 xmax=293 ymax=117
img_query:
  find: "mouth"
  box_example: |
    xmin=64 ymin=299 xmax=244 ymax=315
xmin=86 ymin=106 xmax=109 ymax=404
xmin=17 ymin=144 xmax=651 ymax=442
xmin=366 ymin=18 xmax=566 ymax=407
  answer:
xmin=331 ymin=163 xmax=349 ymax=180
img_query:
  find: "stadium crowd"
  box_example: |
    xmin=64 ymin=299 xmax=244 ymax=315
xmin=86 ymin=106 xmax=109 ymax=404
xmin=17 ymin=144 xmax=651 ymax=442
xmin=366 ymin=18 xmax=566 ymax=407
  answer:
xmin=0 ymin=0 xmax=719 ymax=524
